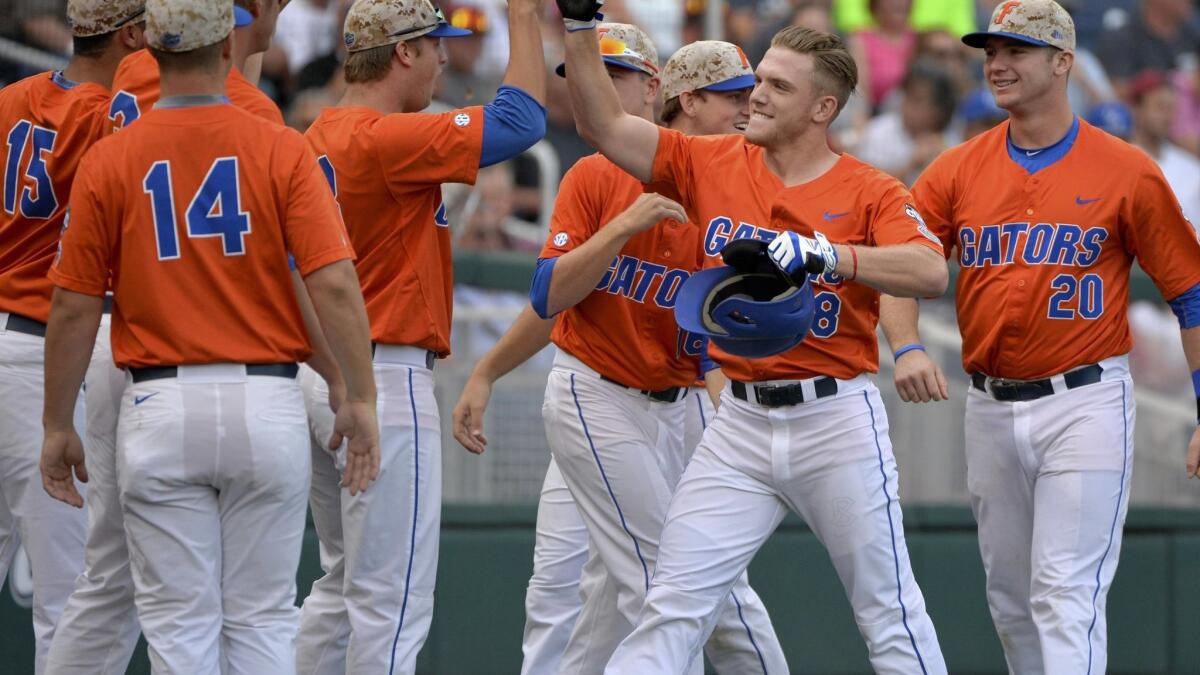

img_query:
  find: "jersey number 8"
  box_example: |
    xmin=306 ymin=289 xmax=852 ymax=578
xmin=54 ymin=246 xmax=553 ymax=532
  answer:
xmin=143 ymin=157 xmax=252 ymax=260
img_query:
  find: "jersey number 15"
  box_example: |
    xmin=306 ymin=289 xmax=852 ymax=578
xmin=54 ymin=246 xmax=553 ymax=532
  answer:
xmin=4 ymin=120 xmax=58 ymax=219
xmin=143 ymin=157 xmax=251 ymax=260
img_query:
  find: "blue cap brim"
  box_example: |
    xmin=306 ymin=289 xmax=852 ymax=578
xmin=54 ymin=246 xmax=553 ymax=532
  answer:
xmin=428 ymin=23 xmax=473 ymax=38
xmin=234 ymin=6 xmax=253 ymax=28
xmin=556 ymin=58 xmax=650 ymax=79
xmin=703 ymin=73 xmax=756 ymax=92
xmin=962 ymin=30 xmax=1052 ymax=49
xmin=674 ymin=267 xmax=739 ymax=337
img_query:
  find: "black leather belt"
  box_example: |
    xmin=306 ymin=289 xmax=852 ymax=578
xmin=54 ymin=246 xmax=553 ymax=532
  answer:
xmin=600 ymin=375 xmax=686 ymax=403
xmin=129 ymin=363 xmax=299 ymax=383
xmin=731 ymin=377 xmax=838 ymax=407
xmin=371 ymin=343 xmax=436 ymax=370
xmin=971 ymin=364 xmax=1103 ymax=402
xmin=102 ymin=295 xmax=113 ymax=314
xmin=3 ymin=313 xmax=46 ymax=337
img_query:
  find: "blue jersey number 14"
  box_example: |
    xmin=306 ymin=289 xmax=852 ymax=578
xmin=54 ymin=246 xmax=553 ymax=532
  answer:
xmin=143 ymin=157 xmax=252 ymax=260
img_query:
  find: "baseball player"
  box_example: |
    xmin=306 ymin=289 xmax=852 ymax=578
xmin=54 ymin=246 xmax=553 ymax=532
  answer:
xmin=295 ymin=0 xmax=547 ymax=672
xmin=43 ymin=4 xmax=308 ymax=673
xmin=40 ymin=1 xmax=378 ymax=672
xmin=888 ymin=1 xmax=1200 ymax=672
xmin=452 ymin=35 xmax=786 ymax=675
xmin=109 ymin=0 xmax=287 ymax=129
xmin=554 ymin=3 xmax=950 ymax=671
xmin=0 ymin=2 xmax=144 ymax=670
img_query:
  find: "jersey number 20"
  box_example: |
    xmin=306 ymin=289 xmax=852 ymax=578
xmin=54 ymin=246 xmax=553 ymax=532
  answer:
xmin=4 ymin=120 xmax=58 ymax=219
xmin=143 ymin=157 xmax=251 ymax=260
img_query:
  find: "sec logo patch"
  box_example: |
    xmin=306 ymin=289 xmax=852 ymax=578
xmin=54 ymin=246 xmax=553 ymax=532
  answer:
xmin=553 ymin=232 xmax=569 ymax=247
xmin=455 ymin=113 xmax=471 ymax=128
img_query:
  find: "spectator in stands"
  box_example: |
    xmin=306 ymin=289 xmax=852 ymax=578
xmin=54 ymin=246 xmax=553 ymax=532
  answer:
xmin=436 ymin=4 xmax=501 ymax=107
xmin=836 ymin=0 xmax=976 ymax=38
xmin=458 ymin=164 xmax=540 ymax=253
xmin=1086 ymin=100 xmax=1134 ymax=140
xmin=849 ymin=0 xmax=918 ymax=111
xmin=855 ymin=60 xmax=959 ymax=184
xmin=914 ymin=28 xmax=974 ymax=96
xmin=959 ymin=85 xmax=1006 ymax=139
xmin=287 ymin=87 xmax=336 ymax=132
xmin=1097 ymin=0 xmax=1200 ymax=95
xmin=1128 ymin=71 xmax=1200 ymax=226
xmin=274 ymin=0 xmax=340 ymax=75
xmin=1170 ymin=65 xmax=1200 ymax=155
xmin=6 ymin=0 xmax=71 ymax=55
xmin=747 ymin=0 xmax=835 ymax=65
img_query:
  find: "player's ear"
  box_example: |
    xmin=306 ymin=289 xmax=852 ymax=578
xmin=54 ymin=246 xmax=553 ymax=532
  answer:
xmin=679 ymin=90 xmax=698 ymax=117
xmin=1053 ymin=49 xmax=1074 ymax=78
xmin=121 ymin=22 xmax=146 ymax=51
xmin=220 ymin=32 xmax=235 ymax=63
xmin=395 ymin=40 xmax=415 ymax=68
xmin=645 ymin=76 xmax=661 ymax=106
xmin=811 ymin=93 xmax=838 ymax=125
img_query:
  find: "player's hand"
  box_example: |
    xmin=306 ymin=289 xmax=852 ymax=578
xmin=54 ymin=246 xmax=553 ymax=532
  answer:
xmin=616 ymin=193 xmax=687 ymax=237
xmin=767 ymin=230 xmax=838 ymax=279
xmin=332 ymin=401 xmax=380 ymax=496
xmin=557 ymin=0 xmax=604 ymax=30
xmin=41 ymin=429 xmax=88 ymax=508
xmin=893 ymin=349 xmax=949 ymax=403
xmin=1186 ymin=425 xmax=1200 ymax=479
xmin=453 ymin=374 xmax=493 ymax=455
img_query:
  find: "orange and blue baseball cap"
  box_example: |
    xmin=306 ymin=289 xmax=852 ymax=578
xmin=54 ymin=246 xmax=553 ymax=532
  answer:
xmin=556 ymin=23 xmax=659 ymax=78
xmin=343 ymin=0 xmax=471 ymax=53
xmin=962 ymin=0 xmax=1075 ymax=51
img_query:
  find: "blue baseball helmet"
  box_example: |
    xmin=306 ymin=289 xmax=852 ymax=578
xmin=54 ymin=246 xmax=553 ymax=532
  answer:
xmin=674 ymin=239 xmax=816 ymax=358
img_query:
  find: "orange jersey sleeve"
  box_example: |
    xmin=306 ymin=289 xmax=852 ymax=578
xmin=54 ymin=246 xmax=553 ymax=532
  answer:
xmin=913 ymin=120 xmax=1200 ymax=379
xmin=541 ymin=154 xmax=703 ymax=390
xmin=305 ymin=106 xmax=484 ymax=355
xmin=51 ymin=103 xmax=351 ymax=369
xmin=109 ymin=51 xmax=283 ymax=131
xmin=0 ymin=71 xmax=111 ymax=322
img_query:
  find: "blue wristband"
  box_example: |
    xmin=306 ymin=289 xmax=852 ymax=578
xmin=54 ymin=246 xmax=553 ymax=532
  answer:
xmin=893 ymin=344 xmax=926 ymax=361
xmin=1192 ymin=369 xmax=1200 ymax=423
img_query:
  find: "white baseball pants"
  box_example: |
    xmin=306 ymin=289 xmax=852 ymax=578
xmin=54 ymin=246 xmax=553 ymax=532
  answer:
xmin=543 ymin=351 xmax=787 ymax=675
xmin=966 ymin=356 xmax=1134 ymax=675
xmin=606 ymin=376 xmax=946 ymax=675
xmin=0 ymin=314 xmax=88 ymax=674
xmin=296 ymin=346 xmax=442 ymax=675
xmin=117 ymin=365 xmax=310 ymax=675
xmin=46 ymin=315 xmax=142 ymax=675
xmin=682 ymin=386 xmax=716 ymax=465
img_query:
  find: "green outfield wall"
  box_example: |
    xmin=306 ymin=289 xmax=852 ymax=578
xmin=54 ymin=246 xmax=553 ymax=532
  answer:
xmin=2 ymin=505 xmax=1198 ymax=674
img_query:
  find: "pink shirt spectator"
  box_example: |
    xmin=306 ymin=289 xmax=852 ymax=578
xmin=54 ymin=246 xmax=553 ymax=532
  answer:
xmin=1171 ymin=70 xmax=1200 ymax=149
xmin=858 ymin=29 xmax=916 ymax=108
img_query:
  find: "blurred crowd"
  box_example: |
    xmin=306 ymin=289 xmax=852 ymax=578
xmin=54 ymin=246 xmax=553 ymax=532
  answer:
xmin=1 ymin=0 xmax=1196 ymax=392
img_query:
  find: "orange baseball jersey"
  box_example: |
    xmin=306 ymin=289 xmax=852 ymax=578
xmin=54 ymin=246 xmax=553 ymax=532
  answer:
xmin=108 ymin=49 xmax=284 ymax=130
xmin=50 ymin=102 xmax=352 ymax=368
xmin=652 ymin=127 xmax=944 ymax=382
xmin=541 ymin=153 xmax=704 ymax=391
xmin=913 ymin=119 xmax=1200 ymax=380
xmin=305 ymin=106 xmax=484 ymax=355
xmin=0 ymin=71 xmax=111 ymax=323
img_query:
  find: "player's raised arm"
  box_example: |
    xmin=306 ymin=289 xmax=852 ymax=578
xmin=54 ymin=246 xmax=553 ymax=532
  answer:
xmin=499 ymin=0 xmax=546 ymax=105
xmin=557 ymin=0 xmax=660 ymax=182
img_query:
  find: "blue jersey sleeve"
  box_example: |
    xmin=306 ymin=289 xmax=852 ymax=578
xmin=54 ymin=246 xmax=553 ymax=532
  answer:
xmin=530 ymin=257 xmax=557 ymax=319
xmin=480 ymin=85 xmax=547 ymax=168
xmin=1168 ymin=282 xmax=1200 ymax=329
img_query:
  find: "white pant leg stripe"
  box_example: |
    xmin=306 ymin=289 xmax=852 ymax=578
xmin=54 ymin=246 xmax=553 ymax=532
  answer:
xmin=388 ymin=367 xmax=420 ymax=675
xmin=568 ymin=373 xmax=651 ymax=591
xmin=1085 ymin=380 xmax=1130 ymax=675
xmin=695 ymin=393 xmax=708 ymax=429
xmin=864 ymin=391 xmax=929 ymax=675
xmin=730 ymin=590 xmax=770 ymax=674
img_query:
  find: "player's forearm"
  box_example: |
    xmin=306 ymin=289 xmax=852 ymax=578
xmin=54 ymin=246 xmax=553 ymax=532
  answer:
xmin=546 ymin=220 xmax=634 ymax=315
xmin=292 ymin=269 xmax=343 ymax=389
xmin=704 ymin=369 xmax=727 ymax=408
xmin=500 ymin=0 xmax=547 ymax=105
xmin=43 ymin=289 xmax=104 ymax=432
xmin=474 ymin=306 xmax=555 ymax=382
xmin=303 ymin=261 xmax=377 ymax=404
xmin=879 ymin=295 xmax=923 ymax=352
xmin=562 ymin=28 xmax=657 ymax=182
xmin=836 ymin=244 xmax=948 ymax=298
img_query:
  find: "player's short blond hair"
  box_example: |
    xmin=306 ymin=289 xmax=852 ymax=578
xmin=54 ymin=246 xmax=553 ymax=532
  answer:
xmin=344 ymin=36 xmax=428 ymax=85
xmin=770 ymin=26 xmax=857 ymax=113
xmin=150 ymin=41 xmax=225 ymax=74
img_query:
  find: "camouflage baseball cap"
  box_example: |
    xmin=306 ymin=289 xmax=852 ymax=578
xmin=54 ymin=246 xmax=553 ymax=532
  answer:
xmin=660 ymin=40 xmax=755 ymax=103
xmin=962 ymin=0 xmax=1075 ymax=51
xmin=343 ymin=0 xmax=471 ymax=54
xmin=67 ymin=0 xmax=145 ymax=38
xmin=145 ymin=0 xmax=239 ymax=52
xmin=556 ymin=23 xmax=659 ymax=78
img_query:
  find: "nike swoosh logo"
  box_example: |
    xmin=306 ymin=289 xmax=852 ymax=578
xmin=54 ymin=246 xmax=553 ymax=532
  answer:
xmin=1075 ymin=196 xmax=1101 ymax=205
xmin=1025 ymin=149 xmax=1043 ymax=157
xmin=134 ymin=393 xmax=159 ymax=406
xmin=823 ymin=211 xmax=850 ymax=221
